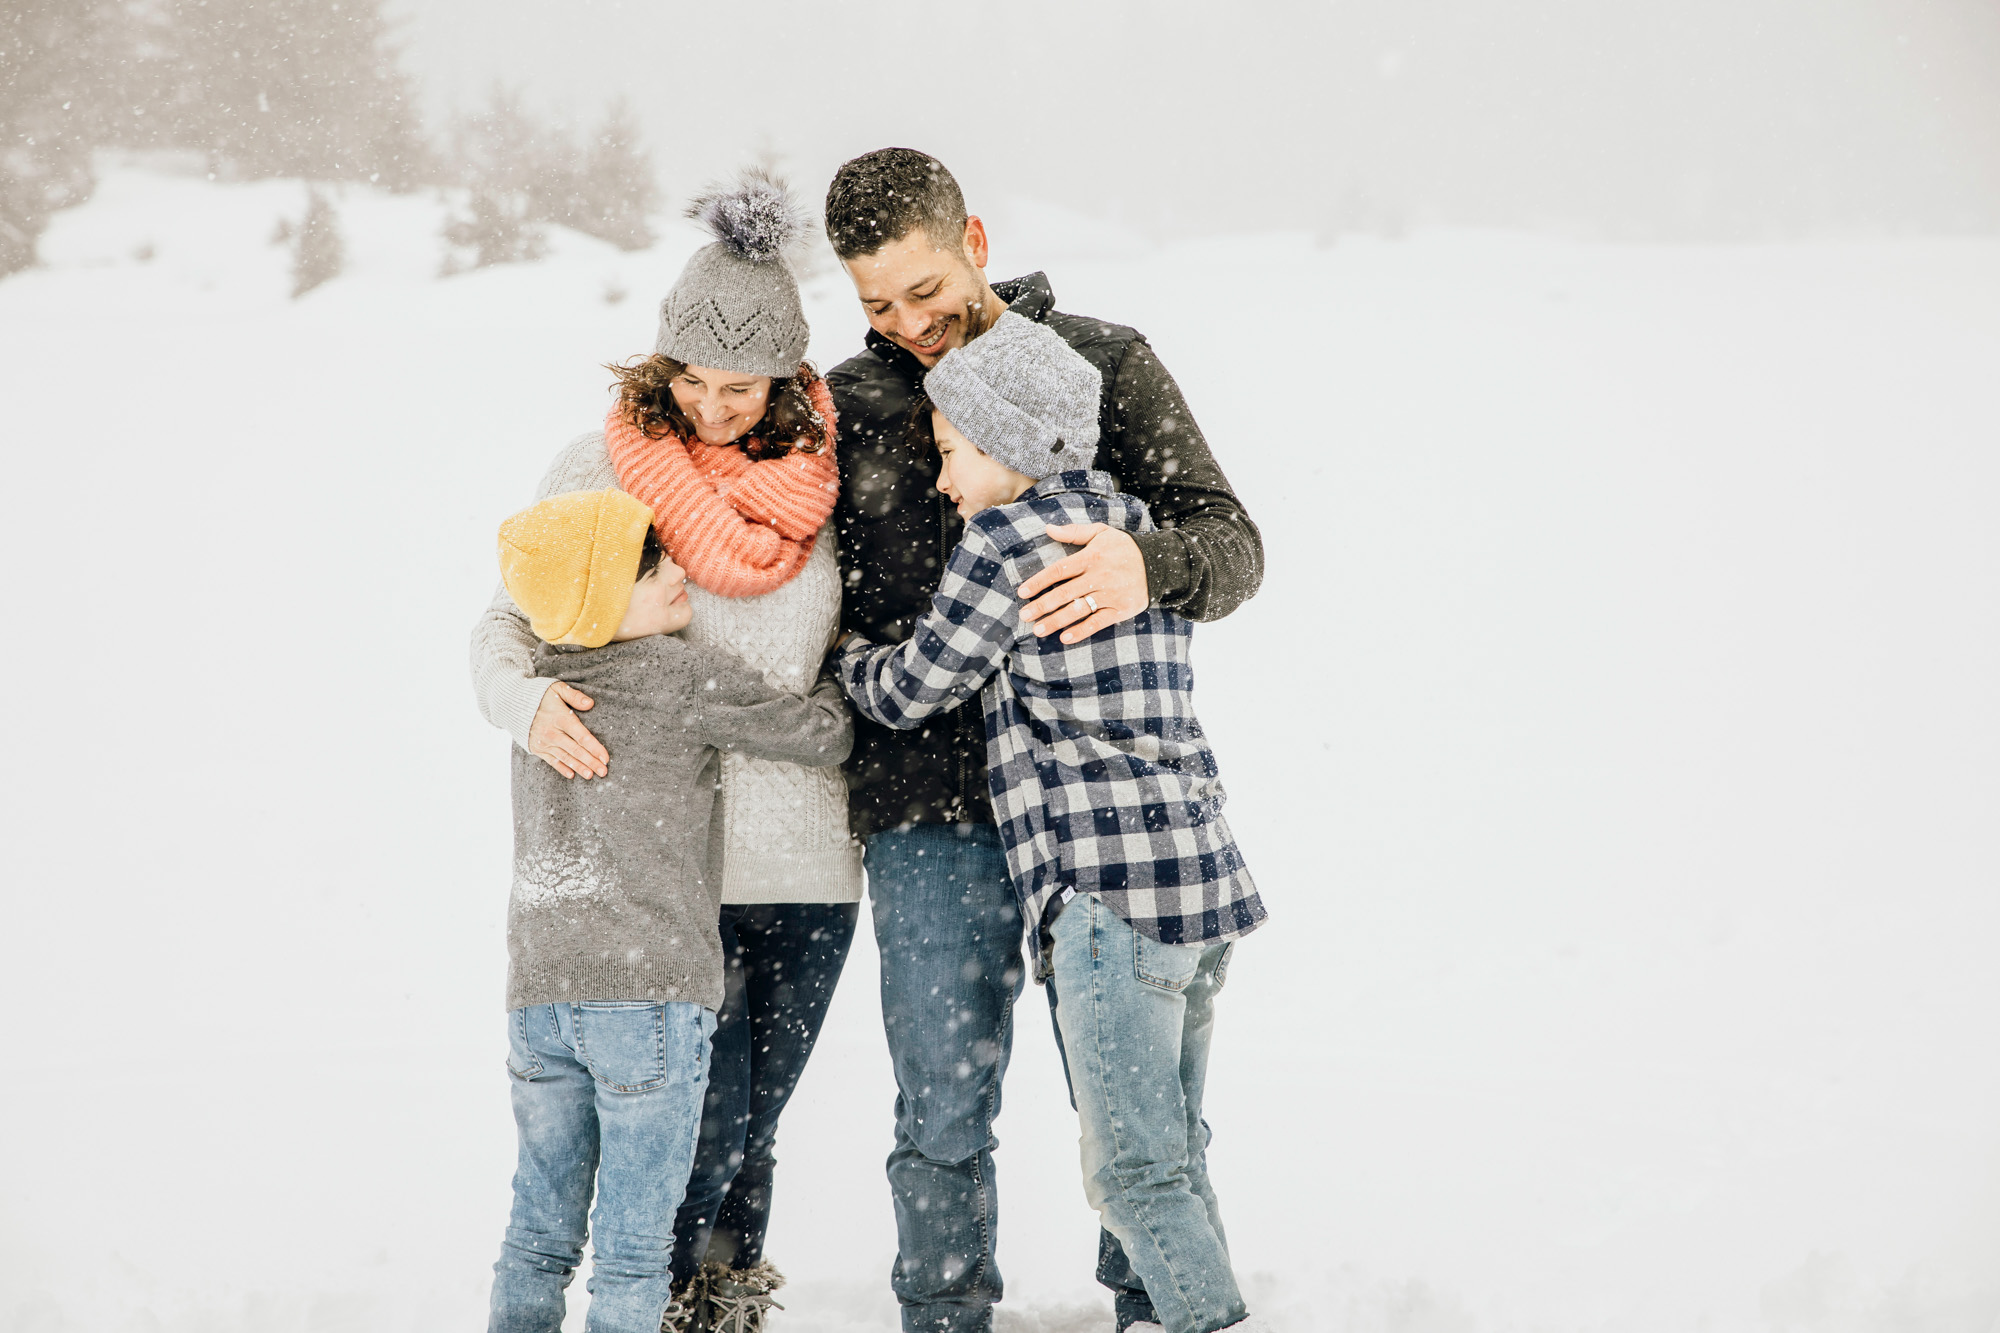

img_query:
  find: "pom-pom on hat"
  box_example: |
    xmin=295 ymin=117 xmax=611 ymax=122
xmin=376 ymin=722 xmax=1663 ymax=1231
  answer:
xmin=498 ymin=489 xmax=657 ymax=648
xmin=924 ymin=310 xmax=1103 ymax=479
xmin=656 ymin=168 xmax=811 ymax=378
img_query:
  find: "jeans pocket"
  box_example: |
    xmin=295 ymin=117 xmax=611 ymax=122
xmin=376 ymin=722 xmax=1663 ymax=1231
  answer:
xmin=572 ymin=1002 xmax=668 ymax=1093
xmin=506 ymin=1006 xmax=546 ymax=1080
xmin=1133 ymin=931 xmax=1204 ymax=993
xmin=1212 ymin=941 xmax=1236 ymax=990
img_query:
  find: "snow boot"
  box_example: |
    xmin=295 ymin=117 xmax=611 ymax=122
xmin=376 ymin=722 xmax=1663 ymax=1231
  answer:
xmin=662 ymin=1270 xmax=709 ymax=1333
xmin=700 ymin=1260 xmax=787 ymax=1333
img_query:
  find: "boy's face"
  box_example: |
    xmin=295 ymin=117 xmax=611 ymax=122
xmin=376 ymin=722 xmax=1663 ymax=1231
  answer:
xmin=933 ymin=410 xmax=1033 ymax=520
xmin=612 ymin=551 xmax=693 ymax=641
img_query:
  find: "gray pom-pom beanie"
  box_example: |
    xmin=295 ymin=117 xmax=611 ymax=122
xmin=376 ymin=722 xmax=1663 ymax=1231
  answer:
xmin=656 ymin=169 xmax=810 ymax=378
xmin=924 ymin=310 xmax=1103 ymax=479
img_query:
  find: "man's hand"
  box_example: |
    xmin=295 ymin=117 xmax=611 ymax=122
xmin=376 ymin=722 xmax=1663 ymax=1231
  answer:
xmin=1017 ymin=523 xmax=1149 ymax=644
xmin=529 ymin=681 xmax=609 ymax=779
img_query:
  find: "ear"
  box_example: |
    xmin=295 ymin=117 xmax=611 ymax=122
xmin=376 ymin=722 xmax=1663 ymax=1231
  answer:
xmin=961 ymin=216 xmax=991 ymax=272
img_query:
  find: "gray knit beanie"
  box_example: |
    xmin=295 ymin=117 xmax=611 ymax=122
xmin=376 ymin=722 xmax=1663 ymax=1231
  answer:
xmin=656 ymin=170 xmax=810 ymax=378
xmin=924 ymin=311 xmax=1102 ymax=478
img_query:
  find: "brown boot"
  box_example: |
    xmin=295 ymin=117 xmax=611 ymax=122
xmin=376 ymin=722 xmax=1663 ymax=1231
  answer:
xmin=700 ymin=1260 xmax=787 ymax=1333
xmin=662 ymin=1268 xmax=710 ymax=1333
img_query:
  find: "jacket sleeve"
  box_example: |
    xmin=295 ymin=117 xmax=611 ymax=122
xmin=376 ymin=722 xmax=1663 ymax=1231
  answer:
xmin=836 ymin=523 xmax=1017 ymax=730
xmin=468 ymin=434 xmax=611 ymax=749
xmin=681 ymin=652 xmax=855 ymax=768
xmin=1108 ymin=338 xmax=1266 ymax=622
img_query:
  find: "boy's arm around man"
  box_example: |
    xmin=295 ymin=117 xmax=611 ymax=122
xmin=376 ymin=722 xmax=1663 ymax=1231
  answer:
xmin=837 ymin=516 xmax=1026 ymax=731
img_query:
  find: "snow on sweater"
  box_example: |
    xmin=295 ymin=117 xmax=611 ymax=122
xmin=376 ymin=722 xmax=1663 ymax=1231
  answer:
xmin=507 ymin=633 xmax=852 ymax=1011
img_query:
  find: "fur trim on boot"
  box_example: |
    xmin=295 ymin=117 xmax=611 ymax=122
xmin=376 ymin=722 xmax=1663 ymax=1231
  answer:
xmin=700 ymin=1260 xmax=787 ymax=1333
xmin=662 ymin=1270 xmax=708 ymax=1333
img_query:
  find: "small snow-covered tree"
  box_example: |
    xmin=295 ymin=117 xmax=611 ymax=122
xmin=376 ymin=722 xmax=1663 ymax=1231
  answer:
xmin=290 ymin=188 xmax=344 ymax=296
xmin=563 ymin=99 xmax=658 ymax=251
xmin=441 ymin=187 xmax=548 ymax=274
xmin=438 ymin=86 xmax=563 ymax=273
xmin=440 ymin=88 xmax=659 ymax=266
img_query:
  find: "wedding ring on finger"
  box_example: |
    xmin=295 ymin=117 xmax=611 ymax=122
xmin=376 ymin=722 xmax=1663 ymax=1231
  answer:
xmin=1082 ymin=594 xmax=1100 ymax=613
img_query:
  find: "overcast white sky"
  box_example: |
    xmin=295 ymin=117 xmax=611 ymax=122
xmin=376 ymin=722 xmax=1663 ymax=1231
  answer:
xmin=384 ymin=0 xmax=2000 ymax=240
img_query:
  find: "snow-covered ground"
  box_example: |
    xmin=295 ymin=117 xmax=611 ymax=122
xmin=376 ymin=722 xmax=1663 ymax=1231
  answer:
xmin=2 ymin=164 xmax=1997 ymax=1333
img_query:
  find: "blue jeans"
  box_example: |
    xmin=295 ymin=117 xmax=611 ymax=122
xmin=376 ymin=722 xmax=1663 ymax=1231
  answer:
xmin=1042 ymin=995 xmax=1162 ymax=1332
xmin=490 ymin=1001 xmax=717 ymax=1333
xmin=672 ymin=901 xmax=859 ymax=1282
xmin=867 ymin=824 xmax=1024 ymax=1333
xmin=1046 ymin=897 xmax=1244 ymax=1333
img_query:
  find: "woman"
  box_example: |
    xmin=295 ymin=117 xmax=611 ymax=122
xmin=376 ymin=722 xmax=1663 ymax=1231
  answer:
xmin=470 ymin=170 xmax=859 ymax=1333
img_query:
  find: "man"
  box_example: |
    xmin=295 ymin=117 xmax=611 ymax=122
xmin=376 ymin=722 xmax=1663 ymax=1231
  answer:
xmin=822 ymin=147 xmax=1265 ymax=1333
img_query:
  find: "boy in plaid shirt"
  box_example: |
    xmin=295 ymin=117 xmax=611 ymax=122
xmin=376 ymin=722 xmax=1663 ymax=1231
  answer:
xmin=836 ymin=311 xmax=1269 ymax=1333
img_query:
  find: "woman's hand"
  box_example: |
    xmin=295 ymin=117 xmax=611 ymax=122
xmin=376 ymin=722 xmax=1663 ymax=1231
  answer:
xmin=529 ymin=681 xmax=610 ymax=779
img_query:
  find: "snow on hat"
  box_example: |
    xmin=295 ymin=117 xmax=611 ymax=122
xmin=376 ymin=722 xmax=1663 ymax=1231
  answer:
xmin=656 ymin=169 xmax=811 ymax=378
xmin=498 ymin=488 xmax=656 ymax=648
xmin=923 ymin=310 xmax=1102 ymax=479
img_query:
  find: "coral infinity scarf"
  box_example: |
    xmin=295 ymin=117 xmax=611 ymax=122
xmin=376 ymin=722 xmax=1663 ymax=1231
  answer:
xmin=604 ymin=373 xmax=839 ymax=598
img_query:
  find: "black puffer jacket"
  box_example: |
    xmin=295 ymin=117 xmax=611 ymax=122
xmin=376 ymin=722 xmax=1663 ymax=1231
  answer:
xmin=828 ymin=271 xmax=1265 ymax=840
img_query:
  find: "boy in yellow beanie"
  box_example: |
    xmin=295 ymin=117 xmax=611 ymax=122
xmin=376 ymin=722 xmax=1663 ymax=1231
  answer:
xmin=487 ymin=488 xmax=852 ymax=1333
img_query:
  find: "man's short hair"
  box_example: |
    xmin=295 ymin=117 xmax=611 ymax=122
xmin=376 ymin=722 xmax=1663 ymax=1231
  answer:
xmin=824 ymin=148 xmax=968 ymax=261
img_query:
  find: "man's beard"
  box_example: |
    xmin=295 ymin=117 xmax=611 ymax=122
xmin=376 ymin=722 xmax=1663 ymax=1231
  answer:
xmin=960 ymin=288 xmax=1003 ymax=343
xmin=908 ymin=281 xmax=996 ymax=357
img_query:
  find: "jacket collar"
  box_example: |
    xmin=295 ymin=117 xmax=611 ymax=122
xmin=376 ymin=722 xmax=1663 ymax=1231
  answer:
xmin=862 ymin=272 xmax=1056 ymax=377
xmin=992 ymin=271 xmax=1054 ymax=320
xmin=1023 ymin=469 xmax=1115 ymax=503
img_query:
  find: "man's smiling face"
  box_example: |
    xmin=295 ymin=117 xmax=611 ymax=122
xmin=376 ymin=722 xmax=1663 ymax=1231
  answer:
xmin=844 ymin=219 xmax=1003 ymax=367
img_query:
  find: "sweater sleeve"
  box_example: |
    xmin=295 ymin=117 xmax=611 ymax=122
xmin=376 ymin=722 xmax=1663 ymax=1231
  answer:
xmin=835 ymin=523 xmax=1017 ymax=730
xmin=468 ymin=433 xmax=615 ymax=750
xmin=680 ymin=649 xmax=855 ymax=768
xmin=1107 ymin=338 xmax=1266 ymax=622
xmin=722 ymin=448 xmax=840 ymax=541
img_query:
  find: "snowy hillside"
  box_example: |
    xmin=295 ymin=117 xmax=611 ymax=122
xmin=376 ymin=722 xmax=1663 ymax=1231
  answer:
xmin=2 ymin=164 xmax=1997 ymax=1333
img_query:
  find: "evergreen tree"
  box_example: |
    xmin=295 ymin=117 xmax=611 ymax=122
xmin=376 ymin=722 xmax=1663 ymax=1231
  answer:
xmin=441 ymin=187 xmax=547 ymax=274
xmin=1 ymin=1 xmax=120 ymax=275
xmin=147 ymin=0 xmax=430 ymax=186
xmin=438 ymin=85 xmax=560 ymax=272
xmin=290 ymin=187 xmax=344 ymax=296
xmin=445 ymin=86 xmax=566 ymax=199
xmin=566 ymin=98 xmax=657 ymax=251
xmin=441 ymin=87 xmax=659 ymax=262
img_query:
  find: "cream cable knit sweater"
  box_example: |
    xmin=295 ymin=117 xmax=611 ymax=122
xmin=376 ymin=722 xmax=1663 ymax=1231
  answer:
xmin=471 ymin=430 xmax=864 ymax=905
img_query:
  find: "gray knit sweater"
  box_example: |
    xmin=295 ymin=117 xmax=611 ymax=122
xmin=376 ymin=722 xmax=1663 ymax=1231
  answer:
xmin=507 ymin=633 xmax=852 ymax=1012
xmin=472 ymin=430 xmax=864 ymax=905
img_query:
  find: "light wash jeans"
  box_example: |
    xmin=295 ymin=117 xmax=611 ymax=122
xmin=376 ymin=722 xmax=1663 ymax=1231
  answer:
xmin=490 ymin=1000 xmax=717 ymax=1333
xmin=1046 ymin=896 xmax=1245 ymax=1333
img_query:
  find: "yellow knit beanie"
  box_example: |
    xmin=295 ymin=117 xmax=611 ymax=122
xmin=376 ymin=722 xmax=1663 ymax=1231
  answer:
xmin=497 ymin=488 xmax=657 ymax=648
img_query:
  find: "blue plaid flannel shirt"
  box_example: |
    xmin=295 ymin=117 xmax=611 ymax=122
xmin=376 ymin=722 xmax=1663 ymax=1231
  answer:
xmin=837 ymin=470 xmax=1265 ymax=977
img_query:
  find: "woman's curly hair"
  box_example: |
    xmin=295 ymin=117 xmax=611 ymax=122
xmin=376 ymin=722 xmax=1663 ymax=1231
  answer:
xmin=605 ymin=354 xmax=828 ymax=461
